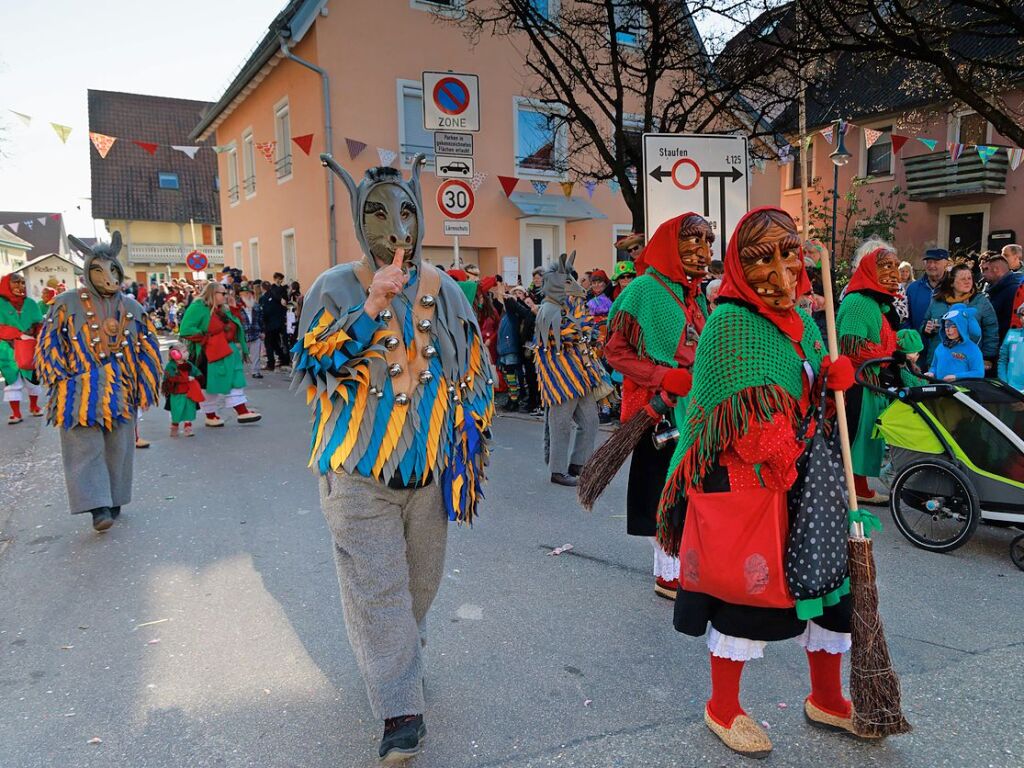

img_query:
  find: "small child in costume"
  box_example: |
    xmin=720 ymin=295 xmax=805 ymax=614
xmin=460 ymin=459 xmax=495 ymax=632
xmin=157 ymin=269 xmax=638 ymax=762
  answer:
xmin=895 ymin=329 xmax=929 ymax=386
xmin=162 ymin=343 xmax=204 ymax=437
xmin=928 ymin=304 xmax=985 ymax=382
xmin=997 ymin=303 xmax=1024 ymax=392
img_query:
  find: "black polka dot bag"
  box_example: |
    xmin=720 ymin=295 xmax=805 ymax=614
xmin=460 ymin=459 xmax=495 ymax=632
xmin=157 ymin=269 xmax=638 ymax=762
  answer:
xmin=785 ymin=373 xmax=849 ymax=601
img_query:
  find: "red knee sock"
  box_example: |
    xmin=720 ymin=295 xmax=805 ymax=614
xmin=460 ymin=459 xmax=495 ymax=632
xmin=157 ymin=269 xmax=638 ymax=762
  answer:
xmin=806 ymin=650 xmax=851 ymax=717
xmin=233 ymin=404 xmax=250 ymax=415
xmin=9 ymin=401 xmax=22 ymax=419
xmin=28 ymin=395 xmax=40 ymax=412
xmin=854 ymin=474 xmax=872 ymax=497
xmin=708 ymin=654 xmax=746 ymax=727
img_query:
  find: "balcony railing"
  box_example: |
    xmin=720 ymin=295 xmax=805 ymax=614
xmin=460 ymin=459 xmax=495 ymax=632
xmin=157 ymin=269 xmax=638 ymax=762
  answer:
xmin=275 ymin=153 xmax=292 ymax=179
xmin=126 ymin=243 xmax=225 ymax=265
xmin=903 ymin=150 xmax=1009 ymax=201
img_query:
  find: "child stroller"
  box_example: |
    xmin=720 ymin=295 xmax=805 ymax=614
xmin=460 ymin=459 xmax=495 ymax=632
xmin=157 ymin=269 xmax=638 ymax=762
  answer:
xmin=856 ymin=359 xmax=1024 ymax=570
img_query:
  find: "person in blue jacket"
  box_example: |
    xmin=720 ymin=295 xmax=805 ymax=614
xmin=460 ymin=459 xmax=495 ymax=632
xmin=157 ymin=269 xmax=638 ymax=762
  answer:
xmin=928 ymin=304 xmax=985 ymax=381
xmin=922 ymin=262 xmax=999 ymax=370
xmin=905 ymin=247 xmax=948 ymax=333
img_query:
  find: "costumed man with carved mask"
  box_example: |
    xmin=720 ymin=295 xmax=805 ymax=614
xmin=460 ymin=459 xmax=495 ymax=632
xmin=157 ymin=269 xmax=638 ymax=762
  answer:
xmin=657 ymin=208 xmax=863 ymax=758
xmin=35 ymin=234 xmax=162 ymax=532
xmin=533 ymin=252 xmax=607 ymax=487
xmin=294 ymin=154 xmax=493 ymax=762
xmin=605 ymin=213 xmax=710 ymax=599
xmin=0 ymin=272 xmax=45 ymax=424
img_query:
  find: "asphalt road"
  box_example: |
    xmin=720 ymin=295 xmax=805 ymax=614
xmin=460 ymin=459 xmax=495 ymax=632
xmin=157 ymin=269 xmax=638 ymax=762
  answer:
xmin=1 ymin=372 xmax=1022 ymax=768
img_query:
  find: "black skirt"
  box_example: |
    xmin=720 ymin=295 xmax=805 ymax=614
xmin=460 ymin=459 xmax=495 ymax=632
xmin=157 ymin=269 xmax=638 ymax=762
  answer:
xmin=626 ymin=427 xmax=674 ymax=537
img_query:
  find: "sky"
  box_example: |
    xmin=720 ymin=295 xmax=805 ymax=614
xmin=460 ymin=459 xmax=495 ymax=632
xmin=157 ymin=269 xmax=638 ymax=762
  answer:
xmin=0 ymin=0 xmax=287 ymax=240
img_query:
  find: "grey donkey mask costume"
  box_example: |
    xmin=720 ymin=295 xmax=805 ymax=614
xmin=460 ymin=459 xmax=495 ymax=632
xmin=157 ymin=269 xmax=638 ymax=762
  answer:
xmin=292 ymin=153 xmax=494 ymax=723
xmin=34 ymin=232 xmax=162 ymax=516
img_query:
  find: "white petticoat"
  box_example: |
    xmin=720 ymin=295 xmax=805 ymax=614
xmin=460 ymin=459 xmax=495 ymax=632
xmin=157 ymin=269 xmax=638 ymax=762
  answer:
xmin=649 ymin=537 xmax=680 ymax=580
xmin=708 ymin=622 xmax=851 ymax=662
xmin=3 ymin=377 xmax=42 ymax=402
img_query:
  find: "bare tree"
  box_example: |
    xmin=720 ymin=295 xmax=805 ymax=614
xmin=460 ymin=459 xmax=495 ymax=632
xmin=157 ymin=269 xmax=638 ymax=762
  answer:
xmin=445 ymin=0 xmax=798 ymax=232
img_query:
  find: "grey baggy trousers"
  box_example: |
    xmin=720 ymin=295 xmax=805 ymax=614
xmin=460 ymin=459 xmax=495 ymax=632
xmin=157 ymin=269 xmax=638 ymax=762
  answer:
xmin=60 ymin=420 xmax=135 ymax=515
xmin=547 ymin=391 xmax=599 ymax=475
xmin=319 ymin=472 xmax=448 ymax=720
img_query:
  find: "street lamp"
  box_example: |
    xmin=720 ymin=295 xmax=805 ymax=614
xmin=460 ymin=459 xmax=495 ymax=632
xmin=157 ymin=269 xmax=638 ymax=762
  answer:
xmin=829 ymin=119 xmax=852 ymax=260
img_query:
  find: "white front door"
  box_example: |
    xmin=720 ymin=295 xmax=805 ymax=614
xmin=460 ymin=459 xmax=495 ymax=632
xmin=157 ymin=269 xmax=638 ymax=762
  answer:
xmin=524 ymin=223 xmax=557 ymax=280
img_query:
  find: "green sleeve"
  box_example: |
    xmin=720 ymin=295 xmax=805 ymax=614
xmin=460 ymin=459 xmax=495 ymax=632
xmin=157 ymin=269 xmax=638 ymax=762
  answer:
xmin=178 ymin=301 xmax=210 ymax=337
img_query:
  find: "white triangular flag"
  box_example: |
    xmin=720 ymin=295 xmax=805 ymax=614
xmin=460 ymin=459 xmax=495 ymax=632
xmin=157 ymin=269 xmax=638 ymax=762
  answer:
xmin=864 ymin=128 xmax=883 ymax=148
xmin=37 ymin=217 xmax=47 ymax=226
xmin=9 ymin=110 xmax=32 ymax=127
xmin=172 ymin=145 xmax=201 ymax=160
xmin=9 ymin=222 xmax=19 ymax=233
xmin=377 ymin=148 xmax=397 ymax=166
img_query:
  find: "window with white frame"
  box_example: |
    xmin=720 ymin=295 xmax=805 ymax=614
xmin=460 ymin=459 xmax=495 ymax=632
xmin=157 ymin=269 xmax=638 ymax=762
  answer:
xmin=226 ymin=144 xmax=239 ymax=205
xmin=282 ymin=229 xmax=297 ymax=281
xmin=410 ymin=0 xmax=463 ymax=13
xmin=397 ymin=81 xmax=435 ymax=167
xmin=613 ymin=2 xmax=643 ymax=47
xmin=249 ymin=238 xmax=261 ymax=280
xmin=621 ymin=114 xmax=644 ymax=181
xmin=274 ymin=100 xmax=292 ymax=180
xmin=242 ymin=131 xmax=256 ymax=197
xmin=612 ymin=224 xmax=635 ymax=264
xmin=233 ymin=242 xmax=242 ymax=269
xmin=515 ymin=98 xmax=567 ymax=178
xmin=951 ymin=110 xmax=988 ymax=146
xmin=788 ymin=145 xmax=812 ymax=189
xmin=864 ymin=126 xmax=893 ymax=178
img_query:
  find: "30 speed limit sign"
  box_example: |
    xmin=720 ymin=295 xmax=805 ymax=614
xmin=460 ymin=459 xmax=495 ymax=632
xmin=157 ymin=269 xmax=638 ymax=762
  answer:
xmin=436 ymin=179 xmax=474 ymax=220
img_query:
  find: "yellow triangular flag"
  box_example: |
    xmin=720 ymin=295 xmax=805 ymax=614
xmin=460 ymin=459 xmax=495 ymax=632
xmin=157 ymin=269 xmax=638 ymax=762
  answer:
xmin=560 ymin=181 xmax=575 ymax=198
xmin=51 ymin=123 xmax=72 ymax=144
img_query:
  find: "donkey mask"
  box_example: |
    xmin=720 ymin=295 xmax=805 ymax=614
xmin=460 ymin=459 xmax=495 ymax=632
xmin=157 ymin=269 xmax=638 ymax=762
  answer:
xmin=535 ymin=251 xmax=584 ymax=351
xmin=69 ymin=232 xmax=125 ymax=298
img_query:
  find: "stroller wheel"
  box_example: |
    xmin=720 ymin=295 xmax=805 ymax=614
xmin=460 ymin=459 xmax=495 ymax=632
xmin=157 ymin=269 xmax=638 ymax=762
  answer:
xmin=890 ymin=459 xmax=980 ymax=553
xmin=1011 ymin=535 xmax=1024 ymax=572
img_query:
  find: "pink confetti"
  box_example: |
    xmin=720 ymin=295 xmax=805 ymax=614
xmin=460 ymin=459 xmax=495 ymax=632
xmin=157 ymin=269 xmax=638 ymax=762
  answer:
xmin=147 ymin=638 xmax=161 ymax=645
xmin=761 ymin=720 xmax=771 ymax=730
xmin=777 ymin=702 xmax=788 ymax=709
xmin=548 ymin=544 xmax=574 ymax=556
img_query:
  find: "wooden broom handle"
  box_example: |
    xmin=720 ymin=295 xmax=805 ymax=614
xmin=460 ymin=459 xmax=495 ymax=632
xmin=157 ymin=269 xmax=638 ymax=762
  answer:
xmin=817 ymin=244 xmax=864 ymax=537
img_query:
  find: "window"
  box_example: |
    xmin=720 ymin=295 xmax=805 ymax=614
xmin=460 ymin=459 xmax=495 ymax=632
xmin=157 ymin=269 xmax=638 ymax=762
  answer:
xmin=214 ymin=175 xmax=220 ymax=192
xmin=409 ymin=0 xmax=464 ymax=15
xmin=226 ymin=144 xmax=239 ymax=205
xmin=788 ymin=146 xmax=812 ymax=189
xmin=865 ymin=126 xmax=893 ymax=178
xmin=274 ymin=99 xmax=292 ymax=181
xmin=232 ymin=242 xmax=242 ymax=269
xmin=528 ymin=0 xmax=553 ymax=19
xmin=249 ymin=238 xmax=260 ymax=280
xmin=953 ymin=111 xmax=988 ymax=146
xmin=282 ymin=229 xmax=297 ymax=281
xmin=397 ymin=81 xmax=435 ymax=167
xmin=515 ymin=98 xmax=567 ymax=178
xmin=158 ymin=172 xmax=179 ymax=190
xmin=214 ymin=226 xmax=223 ymax=246
xmin=242 ymin=130 xmax=256 ymax=197
xmin=613 ymin=2 xmax=642 ymax=47
xmin=621 ymin=114 xmax=644 ymax=181
xmin=613 ymin=224 xmax=635 ymax=264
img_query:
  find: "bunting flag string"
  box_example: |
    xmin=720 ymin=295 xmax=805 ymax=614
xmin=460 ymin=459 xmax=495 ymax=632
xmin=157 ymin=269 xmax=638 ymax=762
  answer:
xmin=531 ymin=181 xmax=549 ymax=195
xmin=172 ymin=145 xmax=201 ymax=160
xmin=948 ymin=143 xmax=965 ymax=163
xmin=346 ymin=138 xmax=367 ymax=160
xmin=470 ymin=171 xmax=487 ymax=191
xmin=292 ymin=134 xmax=314 ymax=156
xmin=50 ymin=123 xmax=72 ymax=144
xmin=213 ymin=145 xmax=233 ymax=154
xmin=976 ymin=145 xmax=998 ymax=165
xmin=9 ymin=110 xmax=32 ymax=127
xmin=89 ymin=132 xmax=117 ymax=159
xmin=891 ymin=134 xmax=909 ymax=154
xmin=753 ymin=158 xmax=768 ymax=174
xmin=256 ymin=141 xmax=277 ymax=164
xmin=863 ymin=128 xmax=883 ymax=149
xmin=918 ymin=138 xmax=938 ymax=152
xmin=36 ymin=217 xmax=46 ymax=226
xmin=498 ymin=175 xmax=519 ymax=198
xmin=820 ymin=125 xmax=834 ymax=145
xmin=583 ymin=179 xmax=598 ymax=198
xmin=1008 ymin=147 xmax=1024 ymax=171
xmin=778 ymin=144 xmax=792 ymax=164
xmin=8 ymin=222 xmax=18 ymax=233
xmin=23 ymin=220 xmax=34 ymax=230
xmin=377 ymin=147 xmax=397 ymax=167
xmin=608 ymin=179 xmax=620 ymax=194
xmin=133 ymin=140 xmax=158 ymax=155
xmin=560 ymin=181 xmax=575 ymax=198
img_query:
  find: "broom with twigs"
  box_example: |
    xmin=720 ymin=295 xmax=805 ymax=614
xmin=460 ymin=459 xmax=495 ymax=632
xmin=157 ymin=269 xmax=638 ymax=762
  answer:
xmin=577 ymin=391 xmax=675 ymax=511
xmin=818 ymin=243 xmax=912 ymax=738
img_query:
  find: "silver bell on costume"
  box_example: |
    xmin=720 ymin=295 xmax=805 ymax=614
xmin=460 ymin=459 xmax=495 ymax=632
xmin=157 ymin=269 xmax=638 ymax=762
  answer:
xmin=384 ymin=336 xmax=401 ymax=351
xmin=379 ymin=308 xmax=394 ymax=321
xmin=395 ymin=393 xmax=410 ymax=406
xmin=418 ymin=370 xmax=433 ymax=384
xmin=416 ymin=318 xmax=432 ymax=332
xmin=388 ymin=363 xmax=403 ymax=377
xmin=423 ymin=345 xmax=437 ymax=359
xmin=420 ymin=294 xmax=436 ymax=308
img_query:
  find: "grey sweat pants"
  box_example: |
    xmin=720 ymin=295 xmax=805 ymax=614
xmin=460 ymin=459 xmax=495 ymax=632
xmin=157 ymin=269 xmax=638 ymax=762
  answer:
xmin=59 ymin=420 xmax=135 ymax=515
xmin=319 ymin=472 xmax=448 ymax=720
xmin=547 ymin=391 xmax=599 ymax=475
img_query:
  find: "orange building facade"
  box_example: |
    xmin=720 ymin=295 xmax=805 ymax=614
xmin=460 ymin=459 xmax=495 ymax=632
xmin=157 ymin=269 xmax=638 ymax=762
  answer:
xmin=192 ymin=0 xmax=678 ymax=291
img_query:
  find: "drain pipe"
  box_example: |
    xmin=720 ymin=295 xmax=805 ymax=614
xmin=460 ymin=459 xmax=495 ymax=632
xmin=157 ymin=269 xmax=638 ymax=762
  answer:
xmin=279 ymin=40 xmax=337 ymax=267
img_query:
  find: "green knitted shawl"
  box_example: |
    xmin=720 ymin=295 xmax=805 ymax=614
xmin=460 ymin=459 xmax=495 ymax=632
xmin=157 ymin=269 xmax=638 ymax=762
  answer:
xmin=836 ymin=292 xmax=883 ymax=344
xmin=607 ymin=268 xmax=707 ymax=366
xmin=660 ymin=300 xmax=825 ymax=513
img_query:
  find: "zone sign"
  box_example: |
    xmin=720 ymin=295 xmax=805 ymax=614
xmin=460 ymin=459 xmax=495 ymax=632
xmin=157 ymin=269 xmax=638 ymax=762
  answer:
xmin=422 ymin=71 xmax=480 ymax=132
xmin=436 ymin=179 xmax=474 ymax=220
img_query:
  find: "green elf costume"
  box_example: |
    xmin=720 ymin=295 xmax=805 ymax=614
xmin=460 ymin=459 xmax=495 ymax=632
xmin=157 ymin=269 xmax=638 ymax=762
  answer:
xmin=161 ymin=345 xmax=203 ymax=436
xmin=0 ymin=273 xmax=45 ymax=424
xmin=179 ymin=291 xmax=261 ymax=426
xmin=605 ymin=212 xmax=710 ymax=599
xmin=656 ymin=207 xmax=864 ymax=759
xmin=835 ymin=246 xmax=901 ymax=503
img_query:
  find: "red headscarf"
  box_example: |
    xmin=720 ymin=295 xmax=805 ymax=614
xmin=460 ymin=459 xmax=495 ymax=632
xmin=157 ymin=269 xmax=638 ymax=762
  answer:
xmin=846 ymin=247 xmax=897 ymax=296
xmin=635 ymin=212 xmax=704 ymax=288
xmin=0 ymin=274 xmax=26 ymax=311
xmin=716 ymin=206 xmax=812 ymax=343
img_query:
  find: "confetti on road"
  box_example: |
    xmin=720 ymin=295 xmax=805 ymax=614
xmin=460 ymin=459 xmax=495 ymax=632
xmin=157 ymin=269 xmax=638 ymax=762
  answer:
xmin=146 ymin=638 xmax=161 ymax=645
xmin=134 ymin=618 xmax=169 ymax=630
xmin=548 ymin=544 xmax=574 ymax=556
xmin=777 ymin=702 xmax=788 ymax=709
xmin=87 ymin=737 xmax=102 ymax=745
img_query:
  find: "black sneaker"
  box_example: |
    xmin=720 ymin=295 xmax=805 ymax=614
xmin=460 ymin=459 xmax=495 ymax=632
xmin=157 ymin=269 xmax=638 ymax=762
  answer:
xmin=90 ymin=508 xmax=113 ymax=532
xmin=110 ymin=506 xmax=121 ymax=520
xmin=379 ymin=715 xmax=425 ymax=762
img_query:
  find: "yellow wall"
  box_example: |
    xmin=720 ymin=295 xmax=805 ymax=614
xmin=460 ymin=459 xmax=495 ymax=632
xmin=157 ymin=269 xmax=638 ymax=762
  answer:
xmin=108 ymin=220 xmax=183 ymax=244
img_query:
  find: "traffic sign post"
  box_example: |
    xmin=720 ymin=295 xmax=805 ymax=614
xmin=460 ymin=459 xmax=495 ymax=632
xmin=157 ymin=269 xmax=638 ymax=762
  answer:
xmin=642 ymin=133 xmax=749 ymax=261
xmin=422 ymin=72 xmax=480 ymax=132
xmin=435 ymin=155 xmax=475 ymax=179
xmin=437 ymin=179 xmax=475 ymax=268
xmin=433 ymin=132 xmax=473 ymax=157
xmin=185 ymin=249 xmax=209 ymax=272
xmin=443 ymin=220 xmax=471 ymax=237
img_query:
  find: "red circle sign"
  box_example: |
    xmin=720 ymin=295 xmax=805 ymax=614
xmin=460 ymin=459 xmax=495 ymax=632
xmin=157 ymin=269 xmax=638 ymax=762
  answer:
xmin=185 ymin=250 xmax=209 ymax=271
xmin=671 ymin=158 xmax=701 ymax=190
xmin=432 ymin=77 xmax=471 ymax=116
xmin=437 ymin=179 xmax=475 ymax=220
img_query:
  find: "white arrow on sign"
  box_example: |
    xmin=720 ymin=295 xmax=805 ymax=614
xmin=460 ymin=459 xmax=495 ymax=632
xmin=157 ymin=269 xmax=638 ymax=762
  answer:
xmin=642 ymin=133 xmax=749 ymax=261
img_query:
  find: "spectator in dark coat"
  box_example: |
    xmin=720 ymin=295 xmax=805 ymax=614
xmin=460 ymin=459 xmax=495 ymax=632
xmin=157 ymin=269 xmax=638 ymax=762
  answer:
xmin=259 ymin=272 xmax=290 ymax=370
xmin=982 ymin=251 xmax=1024 ymax=345
xmin=905 ymin=247 xmax=948 ymax=333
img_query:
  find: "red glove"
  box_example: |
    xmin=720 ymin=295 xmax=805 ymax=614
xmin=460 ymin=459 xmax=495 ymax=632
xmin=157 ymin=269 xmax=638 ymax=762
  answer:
xmin=661 ymin=367 xmax=693 ymax=397
xmin=821 ymin=354 xmax=855 ymax=392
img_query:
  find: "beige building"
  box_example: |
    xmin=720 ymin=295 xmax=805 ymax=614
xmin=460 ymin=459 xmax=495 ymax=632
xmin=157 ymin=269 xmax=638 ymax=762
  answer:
xmin=0 ymin=227 xmax=33 ymax=274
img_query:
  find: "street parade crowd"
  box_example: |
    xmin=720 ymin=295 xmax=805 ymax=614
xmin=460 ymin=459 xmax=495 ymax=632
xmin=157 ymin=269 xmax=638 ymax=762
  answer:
xmin=3 ymin=155 xmax=1024 ymax=763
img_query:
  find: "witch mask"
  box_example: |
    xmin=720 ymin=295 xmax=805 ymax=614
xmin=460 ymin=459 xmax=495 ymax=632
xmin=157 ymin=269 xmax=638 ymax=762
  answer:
xmin=736 ymin=209 xmax=802 ymax=311
xmin=874 ymin=250 xmax=901 ymax=293
xmin=677 ymin=214 xmax=714 ymax=280
xmin=8 ymin=274 xmax=26 ymax=297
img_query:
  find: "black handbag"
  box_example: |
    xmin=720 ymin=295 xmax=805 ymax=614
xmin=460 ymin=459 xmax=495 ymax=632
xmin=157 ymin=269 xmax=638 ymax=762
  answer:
xmin=785 ymin=371 xmax=849 ymax=601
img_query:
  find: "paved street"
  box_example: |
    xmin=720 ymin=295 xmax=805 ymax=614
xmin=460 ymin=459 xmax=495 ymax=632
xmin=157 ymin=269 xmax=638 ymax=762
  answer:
xmin=1 ymin=372 xmax=1022 ymax=768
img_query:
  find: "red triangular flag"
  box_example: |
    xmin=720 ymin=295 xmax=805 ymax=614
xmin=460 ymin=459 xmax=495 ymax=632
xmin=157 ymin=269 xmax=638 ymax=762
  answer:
xmin=50 ymin=213 xmax=61 ymax=220
xmin=498 ymin=175 xmax=519 ymax=198
xmin=133 ymin=140 xmax=158 ymax=155
xmin=292 ymin=134 xmax=314 ymax=156
xmin=345 ymin=138 xmax=367 ymax=160
xmin=891 ymin=134 xmax=909 ymax=154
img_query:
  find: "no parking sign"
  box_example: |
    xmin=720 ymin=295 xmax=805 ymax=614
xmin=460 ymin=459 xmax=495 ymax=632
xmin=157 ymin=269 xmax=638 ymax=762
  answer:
xmin=422 ymin=72 xmax=480 ymax=132
xmin=185 ymin=250 xmax=209 ymax=272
